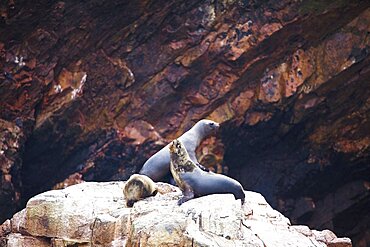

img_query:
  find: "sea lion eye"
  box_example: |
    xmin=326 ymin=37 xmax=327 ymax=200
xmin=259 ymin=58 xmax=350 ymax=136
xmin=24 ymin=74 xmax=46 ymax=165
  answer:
xmin=209 ymin=122 xmax=214 ymax=126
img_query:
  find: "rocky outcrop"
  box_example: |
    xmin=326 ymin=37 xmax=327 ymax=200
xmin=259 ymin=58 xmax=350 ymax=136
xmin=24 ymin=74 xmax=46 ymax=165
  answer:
xmin=0 ymin=1 xmax=369 ymax=246
xmin=0 ymin=182 xmax=352 ymax=247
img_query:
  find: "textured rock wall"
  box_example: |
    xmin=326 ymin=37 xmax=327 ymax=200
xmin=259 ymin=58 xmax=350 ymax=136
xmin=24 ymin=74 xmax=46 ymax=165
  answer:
xmin=0 ymin=0 xmax=369 ymax=246
xmin=220 ymin=7 xmax=370 ymax=246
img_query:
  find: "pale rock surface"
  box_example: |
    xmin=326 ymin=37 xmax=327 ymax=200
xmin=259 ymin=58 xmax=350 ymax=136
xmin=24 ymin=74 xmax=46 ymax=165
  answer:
xmin=0 ymin=181 xmax=352 ymax=247
xmin=6 ymin=233 xmax=50 ymax=247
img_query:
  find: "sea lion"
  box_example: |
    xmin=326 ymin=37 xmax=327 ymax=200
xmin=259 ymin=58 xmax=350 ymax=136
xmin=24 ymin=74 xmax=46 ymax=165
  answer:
xmin=169 ymin=139 xmax=245 ymax=205
xmin=123 ymin=174 xmax=158 ymax=207
xmin=139 ymin=119 xmax=219 ymax=182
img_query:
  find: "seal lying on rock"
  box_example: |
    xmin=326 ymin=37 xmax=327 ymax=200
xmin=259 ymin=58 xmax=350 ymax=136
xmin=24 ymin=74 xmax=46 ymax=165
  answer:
xmin=140 ymin=119 xmax=219 ymax=182
xmin=123 ymin=174 xmax=158 ymax=207
xmin=169 ymin=139 xmax=245 ymax=205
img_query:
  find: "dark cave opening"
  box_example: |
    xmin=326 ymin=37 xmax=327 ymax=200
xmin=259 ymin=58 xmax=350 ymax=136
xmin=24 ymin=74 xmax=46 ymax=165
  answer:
xmin=220 ymin=110 xmax=370 ymax=244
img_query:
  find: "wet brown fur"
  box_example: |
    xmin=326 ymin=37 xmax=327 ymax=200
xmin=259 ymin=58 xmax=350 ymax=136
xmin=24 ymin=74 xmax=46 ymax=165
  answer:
xmin=123 ymin=174 xmax=158 ymax=207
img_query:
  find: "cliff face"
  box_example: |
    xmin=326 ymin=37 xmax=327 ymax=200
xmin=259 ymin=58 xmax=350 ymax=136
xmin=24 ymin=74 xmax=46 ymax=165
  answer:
xmin=0 ymin=0 xmax=369 ymax=246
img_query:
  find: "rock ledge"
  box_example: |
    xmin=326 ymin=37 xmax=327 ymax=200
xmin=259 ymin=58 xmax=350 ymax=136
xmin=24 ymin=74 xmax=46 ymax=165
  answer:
xmin=0 ymin=182 xmax=351 ymax=247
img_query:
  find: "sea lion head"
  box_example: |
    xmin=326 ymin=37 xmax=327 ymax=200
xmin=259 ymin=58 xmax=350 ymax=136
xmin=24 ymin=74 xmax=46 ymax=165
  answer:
xmin=193 ymin=119 xmax=219 ymax=138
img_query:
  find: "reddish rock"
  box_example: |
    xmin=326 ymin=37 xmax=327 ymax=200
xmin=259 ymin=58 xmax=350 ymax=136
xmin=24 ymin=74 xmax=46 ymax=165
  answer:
xmin=121 ymin=120 xmax=162 ymax=146
xmin=231 ymin=90 xmax=254 ymax=116
xmin=187 ymin=93 xmax=209 ymax=106
xmin=0 ymin=1 xmax=369 ymax=246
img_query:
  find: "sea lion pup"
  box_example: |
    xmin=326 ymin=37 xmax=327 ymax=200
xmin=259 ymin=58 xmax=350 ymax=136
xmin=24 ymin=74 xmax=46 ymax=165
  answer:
xmin=123 ymin=174 xmax=158 ymax=207
xmin=139 ymin=119 xmax=219 ymax=182
xmin=169 ymin=139 xmax=245 ymax=205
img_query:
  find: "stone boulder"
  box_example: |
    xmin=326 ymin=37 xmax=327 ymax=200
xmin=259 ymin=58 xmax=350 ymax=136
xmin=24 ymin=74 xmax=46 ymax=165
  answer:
xmin=0 ymin=182 xmax=352 ymax=247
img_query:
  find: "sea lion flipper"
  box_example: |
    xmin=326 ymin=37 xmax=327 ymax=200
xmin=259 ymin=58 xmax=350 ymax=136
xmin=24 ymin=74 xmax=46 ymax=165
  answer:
xmin=152 ymin=189 xmax=158 ymax=196
xmin=196 ymin=163 xmax=209 ymax=172
xmin=188 ymin=152 xmax=209 ymax=172
xmin=178 ymin=187 xmax=194 ymax=205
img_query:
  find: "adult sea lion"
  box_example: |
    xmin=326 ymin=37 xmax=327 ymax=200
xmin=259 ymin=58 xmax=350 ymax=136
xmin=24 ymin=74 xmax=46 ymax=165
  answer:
xmin=123 ymin=174 xmax=158 ymax=207
xmin=139 ymin=119 xmax=219 ymax=181
xmin=169 ymin=139 xmax=245 ymax=205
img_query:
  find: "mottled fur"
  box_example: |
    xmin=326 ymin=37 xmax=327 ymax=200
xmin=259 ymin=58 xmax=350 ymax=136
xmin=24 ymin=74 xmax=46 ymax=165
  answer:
xmin=170 ymin=139 xmax=245 ymax=205
xmin=123 ymin=174 xmax=158 ymax=207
